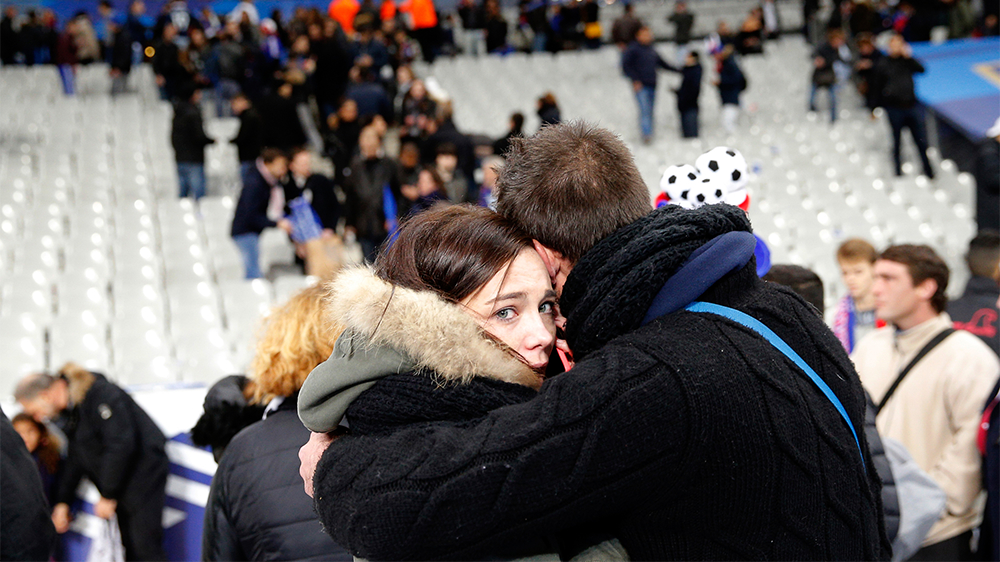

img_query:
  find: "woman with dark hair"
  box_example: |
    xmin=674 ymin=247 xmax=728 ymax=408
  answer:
xmin=11 ymin=413 xmax=62 ymax=505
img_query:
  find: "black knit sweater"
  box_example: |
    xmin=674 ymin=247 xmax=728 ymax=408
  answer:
xmin=313 ymin=205 xmax=891 ymax=561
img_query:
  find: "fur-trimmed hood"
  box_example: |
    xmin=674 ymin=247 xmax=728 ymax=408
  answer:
xmin=61 ymin=364 xmax=96 ymax=406
xmin=298 ymin=266 xmax=541 ymax=433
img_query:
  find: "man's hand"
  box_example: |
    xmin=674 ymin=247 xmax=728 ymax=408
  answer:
xmin=321 ymin=228 xmax=337 ymax=240
xmin=299 ymin=431 xmax=337 ymax=498
xmin=155 ymin=74 xmax=165 ymax=87
xmin=633 ymin=80 xmax=642 ymax=93
xmin=277 ymin=218 xmax=293 ymax=234
xmin=94 ymin=497 xmax=117 ymax=520
xmin=52 ymin=503 xmax=71 ymax=533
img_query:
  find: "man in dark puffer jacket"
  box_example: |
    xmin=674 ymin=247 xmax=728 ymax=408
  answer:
xmin=304 ymin=123 xmax=890 ymax=561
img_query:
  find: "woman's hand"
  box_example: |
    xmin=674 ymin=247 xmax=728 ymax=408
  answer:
xmin=299 ymin=431 xmax=338 ymax=498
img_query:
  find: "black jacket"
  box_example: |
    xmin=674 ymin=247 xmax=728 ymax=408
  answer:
xmin=974 ymin=139 xmax=999 ymax=231
xmin=110 ymin=27 xmax=132 ymax=74
xmin=311 ymin=205 xmax=890 ymax=561
xmin=668 ymin=11 xmax=694 ymax=44
xmin=55 ymin=372 xmax=168 ymax=507
xmin=718 ymin=56 xmax=746 ymax=105
xmin=343 ymin=156 xmax=398 ymax=240
xmin=871 ymin=55 xmax=924 ymax=109
xmin=676 ymin=62 xmax=702 ymax=110
xmin=234 ymin=107 xmax=264 ymax=163
xmin=231 ymin=163 xmax=278 ymax=237
xmin=948 ymin=276 xmax=1000 ymax=356
xmin=1 ymin=411 xmax=56 ymax=561
xmin=171 ymin=100 xmax=212 ymax=163
xmin=622 ymin=41 xmax=676 ymax=88
xmin=283 ymin=173 xmax=341 ymax=230
xmin=202 ymin=395 xmax=351 ymax=561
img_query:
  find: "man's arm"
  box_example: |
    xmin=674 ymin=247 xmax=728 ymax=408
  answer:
xmin=930 ymin=357 xmax=999 ymax=516
xmin=93 ymin=390 xmax=140 ymax=500
xmin=311 ymin=344 xmax=691 ymax=560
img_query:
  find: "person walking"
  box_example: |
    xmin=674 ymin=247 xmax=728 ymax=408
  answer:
xmin=622 ymin=25 xmax=677 ymax=143
xmin=809 ymin=28 xmax=848 ymax=122
xmin=675 ymin=50 xmax=702 ymax=138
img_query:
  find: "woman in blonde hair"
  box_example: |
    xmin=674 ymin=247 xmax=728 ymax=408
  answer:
xmin=201 ymin=284 xmax=351 ymax=561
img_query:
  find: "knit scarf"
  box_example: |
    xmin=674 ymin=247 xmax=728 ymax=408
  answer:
xmin=561 ymin=204 xmax=754 ymax=360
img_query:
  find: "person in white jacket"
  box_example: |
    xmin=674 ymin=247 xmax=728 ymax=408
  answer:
xmin=853 ymin=244 xmax=1000 ymax=561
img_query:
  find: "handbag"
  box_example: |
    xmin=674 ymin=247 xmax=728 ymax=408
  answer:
xmin=813 ymin=66 xmax=836 ymax=87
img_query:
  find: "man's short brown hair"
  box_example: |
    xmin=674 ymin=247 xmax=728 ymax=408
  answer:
xmin=879 ymin=244 xmax=950 ymax=313
xmin=495 ymin=121 xmax=651 ymax=263
xmin=837 ymin=238 xmax=877 ymax=264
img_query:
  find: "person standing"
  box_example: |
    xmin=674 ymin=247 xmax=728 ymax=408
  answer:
xmin=1 ymin=410 xmax=57 ymax=562
xmin=809 ymin=28 xmax=848 ymax=122
xmin=171 ymin=84 xmax=212 ymax=200
xmin=675 ymin=50 xmax=702 ymax=138
xmin=871 ymin=33 xmax=935 ymax=179
xmin=231 ymin=148 xmax=293 ymax=279
xmin=54 ymin=17 xmax=78 ymax=96
xmin=232 ymin=93 xmax=263 ymax=188
xmin=852 ymin=245 xmax=999 ymax=560
xmin=108 ymin=16 xmax=132 ymax=96
xmin=832 ymin=238 xmax=881 ymax=353
xmin=715 ymin=44 xmax=746 ymax=133
xmin=343 ymin=127 xmax=399 ymax=262
xmin=611 ymin=2 xmax=641 ymax=49
xmin=975 ymin=118 xmax=1000 ymax=231
xmin=15 ymin=364 xmax=171 ymax=561
xmin=0 ymin=6 xmax=19 ymax=66
xmin=301 ymin=123 xmax=888 ymax=561
xmin=622 ymin=25 xmax=677 ymax=144
xmin=202 ymin=285 xmax=351 ymax=561
xmin=667 ymin=1 xmax=694 ymax=62
xmin=948 ymin=231 xmax=1000 ymax=356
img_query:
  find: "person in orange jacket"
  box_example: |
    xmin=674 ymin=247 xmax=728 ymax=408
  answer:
xmin=381 ymin=0 xmax=397 ymax=23
xmin=329 ymin=0 xmax=360 ymax=35
xmin=399 ymin=0 xmax=438 ymax=61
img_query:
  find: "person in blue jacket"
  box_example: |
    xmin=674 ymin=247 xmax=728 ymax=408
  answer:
xmin=622 ymin=25 xmax=677 ymax=144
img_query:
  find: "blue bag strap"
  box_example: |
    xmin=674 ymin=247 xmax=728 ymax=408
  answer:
xmin=684 ymin=301 xmax=866 ymax=471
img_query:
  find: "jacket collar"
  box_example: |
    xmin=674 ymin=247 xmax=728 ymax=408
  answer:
xmin=963 ymin=276 xmax=1000 ymax=298
xmin=327 ymin=267 xmax=540 ymax=387
xmin=893 ymin=313 xmax=953 ymax=356
xmin=63 ymin=367 xmax=97 ymax=407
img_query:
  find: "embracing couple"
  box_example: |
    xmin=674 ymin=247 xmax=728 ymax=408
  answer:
xmin=296 ymin=122 xmax=891 ymax=561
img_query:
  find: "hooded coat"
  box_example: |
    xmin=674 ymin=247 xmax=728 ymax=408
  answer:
xmin=307 ymin=204 xmax=890 ymax=561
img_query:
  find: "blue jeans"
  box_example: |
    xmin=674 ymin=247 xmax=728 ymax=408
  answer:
xmin=635 ymin=85 xmax=656 ymax=139
xmin=886 ymin=106 xmax=934 ymax=178
xmin=233 ymin=232 xmax=262 ymax=279
xmin=680 ymin=108 xmax=699 ymax=138
xmin=809 ymin=82 xmax=838 ymax=122
xmin=177 ymin=162 xmax=206 ymax=200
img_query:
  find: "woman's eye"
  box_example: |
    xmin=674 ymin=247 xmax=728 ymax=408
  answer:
xmin=494 ymin=308 xmax=515 ymax=321
xmin=539 ymin=302 xmax=555 ymax=314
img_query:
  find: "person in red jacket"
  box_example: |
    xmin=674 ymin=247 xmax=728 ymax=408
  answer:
xmin=329 ymin=0 xmax=360 ymax=35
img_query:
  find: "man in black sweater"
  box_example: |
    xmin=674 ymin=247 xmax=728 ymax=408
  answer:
xmin=871 ymin=33 xmax=935 ymax=179
xmin=16 ymin=365 xmax=169 ymax=561
xmin=302 ymin=122 xmax=890 ymax=561
xmin=171 ymin=83 xmax=213 ymax=200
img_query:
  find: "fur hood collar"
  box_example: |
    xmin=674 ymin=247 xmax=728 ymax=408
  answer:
xmin=61 ymin=365 xmax=96 ymax=406
xmin=327 ymin=266 xmax=541 ymax=389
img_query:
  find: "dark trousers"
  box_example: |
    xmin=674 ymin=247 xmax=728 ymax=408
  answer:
xmin=118 ymin=467 xmax=168 ymax=561
xmin=908 ymin=529 xmax=975 ymax=561
xmin=886 ymin=105 xmax=935 ymax=178
xmin=359 ymin=236 xmax=385 ymax=264
xmin=680 ymin=108 xmax=699 ymax=138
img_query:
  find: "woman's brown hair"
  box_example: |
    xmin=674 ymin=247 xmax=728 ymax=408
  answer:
xmin=11 ymin=413 xmax=61 ymax=474
xmin=374 ymin=204 xmax=533 ymax=304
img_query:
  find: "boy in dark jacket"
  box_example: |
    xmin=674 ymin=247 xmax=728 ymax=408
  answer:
xmin=16 ymin=365 xmax=169 ymax=561
xmin=715 ymin=45 xmax=745 ymax=133
xmin=171 ymin=84 xmax=213 ymax=200
xmin=231 ymin=148 xmax=292 ymax=279
xmin=676 ymin=50 xmax=702 ymax=138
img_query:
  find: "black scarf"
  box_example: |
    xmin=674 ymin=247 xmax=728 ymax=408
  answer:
xmin=560 ymin=204 xmax=753 ymax=360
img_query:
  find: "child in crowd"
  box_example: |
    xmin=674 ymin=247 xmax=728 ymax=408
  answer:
xmin=676 ymin=50 xmax=702 ymax=138
xmin=12 ymin=413 xmax=62 ymax=505
xmin=831 ymin=238 xmax=882 ymax=352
